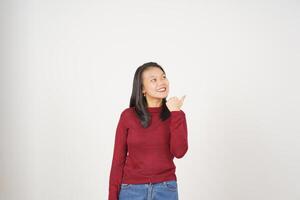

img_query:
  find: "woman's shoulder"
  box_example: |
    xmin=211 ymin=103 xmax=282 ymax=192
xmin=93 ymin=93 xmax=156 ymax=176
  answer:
xmin=120 ymin=107 xmax=136 ymax=117
xmin=118 ymin=107 xmax=137 ymax=127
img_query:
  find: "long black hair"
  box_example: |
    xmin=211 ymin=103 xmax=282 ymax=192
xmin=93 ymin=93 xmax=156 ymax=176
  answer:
xmin=129 ymin=62 xmax=170 ymax=128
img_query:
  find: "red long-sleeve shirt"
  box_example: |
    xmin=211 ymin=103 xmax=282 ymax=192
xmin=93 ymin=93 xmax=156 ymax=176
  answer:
xmin=108 ymin=106 xmax=188 ymax=200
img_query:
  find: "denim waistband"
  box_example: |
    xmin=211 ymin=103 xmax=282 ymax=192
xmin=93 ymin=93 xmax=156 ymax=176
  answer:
xmin=121 ymin=180 xmax=177 ymax=187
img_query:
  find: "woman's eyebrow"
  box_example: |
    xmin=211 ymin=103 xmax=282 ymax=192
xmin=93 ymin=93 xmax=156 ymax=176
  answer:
xmin=149 ymin=73 xmax=165 ymax=78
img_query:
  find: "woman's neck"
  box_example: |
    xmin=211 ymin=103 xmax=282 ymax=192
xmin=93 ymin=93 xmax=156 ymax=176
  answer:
xmin=147 ymin=101 xmax=162 ymax=107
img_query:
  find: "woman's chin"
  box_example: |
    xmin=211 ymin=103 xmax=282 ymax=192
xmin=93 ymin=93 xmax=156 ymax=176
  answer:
xmin=156 ymin=93 xmax=168 ymax=99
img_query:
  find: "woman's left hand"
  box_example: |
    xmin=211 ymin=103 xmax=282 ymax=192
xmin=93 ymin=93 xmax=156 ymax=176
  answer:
xmin=166 ymin=95 xmax=186 ymax=112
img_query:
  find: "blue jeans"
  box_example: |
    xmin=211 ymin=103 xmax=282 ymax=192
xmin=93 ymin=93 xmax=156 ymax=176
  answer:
xmin=119 ymin=180 xmax=179 ymax=200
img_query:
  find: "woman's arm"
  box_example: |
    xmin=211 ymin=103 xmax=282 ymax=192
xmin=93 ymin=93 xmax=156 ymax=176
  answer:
xmin=108 ymin=112 xmax=128 ymax=200
xmin=169 ymin=110 xmax=188 ymax=158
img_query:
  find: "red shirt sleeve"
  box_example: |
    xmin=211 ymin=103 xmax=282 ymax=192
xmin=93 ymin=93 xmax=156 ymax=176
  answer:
xmin=108 ymin=111 xmax=128 ymax=200
xmin=169 ymin=110 xmax=188 ymax=158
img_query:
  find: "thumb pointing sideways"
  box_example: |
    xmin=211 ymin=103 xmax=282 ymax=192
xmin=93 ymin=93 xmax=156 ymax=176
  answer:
xmin=180 ymin=95 xmax=186 ymax=103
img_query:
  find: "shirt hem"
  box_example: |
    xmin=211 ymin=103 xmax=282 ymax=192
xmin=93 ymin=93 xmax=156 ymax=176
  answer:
xmin=121 ymin=174 xmax=177 ymax=184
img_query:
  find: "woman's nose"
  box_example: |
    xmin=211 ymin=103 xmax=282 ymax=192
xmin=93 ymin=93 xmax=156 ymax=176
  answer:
xmin=159 ymin=78 xmax=168 ymax=85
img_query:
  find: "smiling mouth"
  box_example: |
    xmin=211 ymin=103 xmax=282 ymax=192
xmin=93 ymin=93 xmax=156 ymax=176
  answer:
xmin=157 ymin=87 xmax=167 ymax=92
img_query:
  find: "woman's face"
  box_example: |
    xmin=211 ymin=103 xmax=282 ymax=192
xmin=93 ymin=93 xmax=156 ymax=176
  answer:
xmin=142 ymin=67 xmax=169 ymax=102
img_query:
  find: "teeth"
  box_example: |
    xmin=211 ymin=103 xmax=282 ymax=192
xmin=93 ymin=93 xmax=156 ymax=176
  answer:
xmin=157 ymin=88 xmax=166 ymax=92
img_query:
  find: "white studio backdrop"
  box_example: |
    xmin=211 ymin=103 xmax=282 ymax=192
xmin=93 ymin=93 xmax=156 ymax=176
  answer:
xmin=1 ymin=0 xmax=299 ymax=200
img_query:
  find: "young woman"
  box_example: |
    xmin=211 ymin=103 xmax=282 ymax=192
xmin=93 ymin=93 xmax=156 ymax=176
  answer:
xmin=108 ymin=62 xmax=188 ymax=200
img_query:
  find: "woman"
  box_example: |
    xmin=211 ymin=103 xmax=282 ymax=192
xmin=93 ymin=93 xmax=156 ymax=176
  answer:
xmin=108 ymin=62 xmax=188 ymax=200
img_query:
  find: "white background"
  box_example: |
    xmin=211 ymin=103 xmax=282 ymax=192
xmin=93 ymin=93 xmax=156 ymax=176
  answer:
xmin=1 ymin=0 xmax=299 ymax=200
